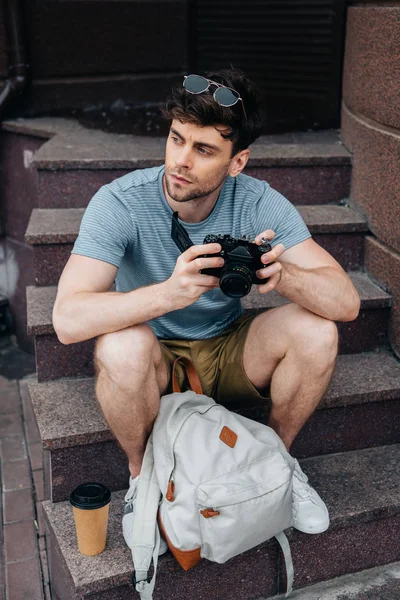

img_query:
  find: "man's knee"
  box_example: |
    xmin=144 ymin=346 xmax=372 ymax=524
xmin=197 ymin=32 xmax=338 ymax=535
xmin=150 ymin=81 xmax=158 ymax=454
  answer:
xmin=288 ymin=305 xmax=338 ymax=362
xmin=95 ymin=323 xmax=161 ymax=376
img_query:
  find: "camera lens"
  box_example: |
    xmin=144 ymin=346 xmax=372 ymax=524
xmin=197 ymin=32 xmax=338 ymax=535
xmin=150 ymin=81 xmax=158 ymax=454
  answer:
xmin=219 ymin=264 xmax=252 ymax=298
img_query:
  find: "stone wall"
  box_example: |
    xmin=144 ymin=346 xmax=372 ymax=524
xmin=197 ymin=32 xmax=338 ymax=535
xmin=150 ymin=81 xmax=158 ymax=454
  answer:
xmin=341 ymin=3 xmax=400 ymax=356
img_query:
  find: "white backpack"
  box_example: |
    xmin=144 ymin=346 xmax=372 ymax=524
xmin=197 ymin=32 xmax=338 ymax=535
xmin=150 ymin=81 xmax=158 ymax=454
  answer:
xmin=132 ymin=357 xmax=295 ymax=599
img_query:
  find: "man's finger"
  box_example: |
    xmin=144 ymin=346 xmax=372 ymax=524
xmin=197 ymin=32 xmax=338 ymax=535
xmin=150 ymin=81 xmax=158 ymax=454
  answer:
xmin=184 ymin=243 xmax=221 ymax=261
xmin=254 ymin=230 xmax=276 ymax=244
xmin=192 ymin=275 xmax=220 ymax=288
xmin=258 ymin=270 xmax=282 ymax=294
xmin=256 ymin=262 xmax=282 ymax=279
xmin=261 ymin=243 xmax=286 ymax=264
xmin=193 ymin=256 xmax=224 ymax=272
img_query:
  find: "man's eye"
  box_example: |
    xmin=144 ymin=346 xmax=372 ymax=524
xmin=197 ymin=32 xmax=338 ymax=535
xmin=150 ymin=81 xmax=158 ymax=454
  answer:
xmin=198 ymin=147 xmax=210 ymax=155
xmin=171 ymin=136 xmax=180 ymax=143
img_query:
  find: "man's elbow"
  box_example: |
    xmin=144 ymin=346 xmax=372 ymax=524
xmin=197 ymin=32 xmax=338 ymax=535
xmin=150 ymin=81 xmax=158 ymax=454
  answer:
xmin=53 ymin=321 xmax=75 ymax=345
xmin=52 ymin=309 xmax=77 ymax=345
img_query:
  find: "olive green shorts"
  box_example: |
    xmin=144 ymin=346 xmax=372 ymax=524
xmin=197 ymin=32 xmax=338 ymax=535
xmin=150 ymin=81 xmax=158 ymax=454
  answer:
xmin=159 ymin=314 xmax=268 ymax=406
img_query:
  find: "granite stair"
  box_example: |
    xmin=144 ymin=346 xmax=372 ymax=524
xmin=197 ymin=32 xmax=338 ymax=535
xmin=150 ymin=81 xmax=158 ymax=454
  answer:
xmin=26 ymin=271 xmax=392 ymax=381
xmin=25 ymin=204 xmax=368 ymax=286
xmin=4 ymin=119 xmax=352 ymax=209
xmin=28 ymin=348 xmax=400 ymax=503
xmin=272 ymin=562 xmax=400 ymax=600
xmin=17 ymin=120 xmax=400 ymax=598
xmin=43 ymin=444 xmax=400 ymax=600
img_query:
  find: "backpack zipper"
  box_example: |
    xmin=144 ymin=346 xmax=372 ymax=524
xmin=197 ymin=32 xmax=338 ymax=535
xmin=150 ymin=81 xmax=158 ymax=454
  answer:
xmin=166 ymin=404 xmax=218 ymax=502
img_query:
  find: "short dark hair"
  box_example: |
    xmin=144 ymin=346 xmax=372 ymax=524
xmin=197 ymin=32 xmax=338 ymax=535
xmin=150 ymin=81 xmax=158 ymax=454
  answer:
xmin=162 ymin=67 xmax=264 ymax=156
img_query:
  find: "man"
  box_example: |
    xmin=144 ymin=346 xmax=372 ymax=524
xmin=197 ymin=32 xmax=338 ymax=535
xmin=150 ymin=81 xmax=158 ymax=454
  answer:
xmin=53 ymin=69 xmax=360 ymax=555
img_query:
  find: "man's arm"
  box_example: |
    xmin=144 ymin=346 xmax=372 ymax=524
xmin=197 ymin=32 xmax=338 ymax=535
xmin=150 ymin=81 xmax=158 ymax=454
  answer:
xmin=255 ymin=236 xmax=360 ymax=322
xmin=53 ymin=244 xmax=223 ymax=345
xmin=52 ymin=255 xmax=172 ymax=345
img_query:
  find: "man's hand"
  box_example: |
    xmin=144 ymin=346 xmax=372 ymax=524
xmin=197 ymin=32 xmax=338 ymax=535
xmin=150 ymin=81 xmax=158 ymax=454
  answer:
xmin=164 ymin=243 xmax=223 ymax=310
xmin=254 ymin=230 xmax=286 ymax=294
xmin=254 ymin=233 xmax=360 ymax=321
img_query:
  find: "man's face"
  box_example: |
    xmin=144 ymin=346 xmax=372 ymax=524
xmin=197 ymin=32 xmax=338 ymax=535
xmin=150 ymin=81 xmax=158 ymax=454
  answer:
xmin=164 ymin=119 xmax=234 ymax=203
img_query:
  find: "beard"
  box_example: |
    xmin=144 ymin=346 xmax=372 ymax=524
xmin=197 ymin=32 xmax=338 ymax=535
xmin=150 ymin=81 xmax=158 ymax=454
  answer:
xmin=164 ymin=165 xmax=230 ymax=203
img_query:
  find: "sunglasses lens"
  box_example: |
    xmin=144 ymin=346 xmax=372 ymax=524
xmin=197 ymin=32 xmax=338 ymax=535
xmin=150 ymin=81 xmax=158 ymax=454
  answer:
xmin=183 ymin=75 xmax=209 ymax=94
xmin=214 ymin=87 xmax=240 ymax=107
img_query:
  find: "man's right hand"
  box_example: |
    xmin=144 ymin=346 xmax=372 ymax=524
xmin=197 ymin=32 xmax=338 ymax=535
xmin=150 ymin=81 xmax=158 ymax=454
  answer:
xmin=163 ymin=243 xmax=224 ymax=310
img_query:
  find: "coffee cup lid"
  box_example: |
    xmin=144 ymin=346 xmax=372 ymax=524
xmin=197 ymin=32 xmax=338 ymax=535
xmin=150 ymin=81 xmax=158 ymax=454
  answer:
xmin=70 ymin=482 xmax=111 ymax=510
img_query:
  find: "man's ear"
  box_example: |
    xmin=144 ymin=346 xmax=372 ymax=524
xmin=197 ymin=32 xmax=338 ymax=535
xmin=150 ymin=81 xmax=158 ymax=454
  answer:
xmin=229 ymin=149 xmax=250 ymax=178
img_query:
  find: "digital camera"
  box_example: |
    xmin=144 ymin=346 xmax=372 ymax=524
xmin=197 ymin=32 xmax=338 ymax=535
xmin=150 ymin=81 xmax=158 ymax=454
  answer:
xmin=171 ymin=212 xmax=273 ymax=298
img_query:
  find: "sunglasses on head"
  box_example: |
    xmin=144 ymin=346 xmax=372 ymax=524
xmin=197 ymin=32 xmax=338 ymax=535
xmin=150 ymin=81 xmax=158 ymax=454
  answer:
xmin=183 ymin=74 xmax=247 ymax=121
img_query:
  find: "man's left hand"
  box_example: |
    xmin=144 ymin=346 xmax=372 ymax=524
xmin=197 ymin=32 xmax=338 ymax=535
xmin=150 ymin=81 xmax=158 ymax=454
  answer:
xmin=254 ymin=230 xmax=286 ymax=294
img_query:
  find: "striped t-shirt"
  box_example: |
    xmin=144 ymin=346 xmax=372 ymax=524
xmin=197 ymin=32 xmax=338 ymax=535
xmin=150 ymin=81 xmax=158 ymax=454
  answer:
xmin=72 ymin=165 xmax=311 ymax=339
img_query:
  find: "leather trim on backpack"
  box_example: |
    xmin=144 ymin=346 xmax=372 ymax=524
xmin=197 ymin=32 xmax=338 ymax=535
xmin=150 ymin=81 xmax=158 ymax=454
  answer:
xmin=172 ymin=357 xmax=203 ymax=395
xmin=158 ymin=512 xmax=202 ymax=571
xmin=220 ymin=426 xmax=238 ymax=448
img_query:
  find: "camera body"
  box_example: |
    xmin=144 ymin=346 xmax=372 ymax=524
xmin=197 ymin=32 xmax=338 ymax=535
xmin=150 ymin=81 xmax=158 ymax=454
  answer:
xmin=171 ymin=212 xmax=273 ymax=298
xmin=201 ymin=233 xmax=272 ymax=298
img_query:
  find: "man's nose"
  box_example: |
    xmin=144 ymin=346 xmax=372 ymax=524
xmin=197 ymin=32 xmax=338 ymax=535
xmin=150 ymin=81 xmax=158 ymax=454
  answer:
xmin=175 ymin=146 xmax=192 ymax=169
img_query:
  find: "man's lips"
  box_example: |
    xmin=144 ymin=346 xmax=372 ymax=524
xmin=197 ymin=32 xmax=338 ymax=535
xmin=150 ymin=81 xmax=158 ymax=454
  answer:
xmin=171 ymin=174 xmax=191 ymax=184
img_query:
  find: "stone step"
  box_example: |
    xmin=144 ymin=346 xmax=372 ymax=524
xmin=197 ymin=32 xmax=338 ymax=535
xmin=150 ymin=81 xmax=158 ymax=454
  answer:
xmin=25 ymin=204 xmax=369 ymax=285
xmin=273 ymin=561 xmax=400 ymax=600
xmin=4 ymin=119 xmax=351 ymax=208
xmin=42 ymin=444 xmax=400 ymax=599
xmin=26 ymin=272 xmax=392 ymax=382
xmin=28 ymin=349 xmax=400 ymax=502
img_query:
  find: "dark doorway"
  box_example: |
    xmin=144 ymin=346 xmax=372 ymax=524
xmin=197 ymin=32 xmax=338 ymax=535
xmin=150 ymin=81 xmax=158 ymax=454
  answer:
xmin=191 ymin=0 xmax=347 ymax=133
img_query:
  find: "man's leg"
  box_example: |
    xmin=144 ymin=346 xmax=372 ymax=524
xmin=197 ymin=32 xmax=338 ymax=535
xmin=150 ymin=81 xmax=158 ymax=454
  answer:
xmin=241 ymin=302 xmax=337 ymax=534
xmin=94 ymin=323 xmax=169 ymax=478
xmin=243 ymin=303 xmax=338 ymax=449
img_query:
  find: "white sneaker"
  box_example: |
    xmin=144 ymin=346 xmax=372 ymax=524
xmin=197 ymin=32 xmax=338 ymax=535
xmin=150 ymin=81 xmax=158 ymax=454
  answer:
xmin=292 ymin=459 xmax=330 ymax=534
xmin=122 ymin=475 xmax=168 ymax=555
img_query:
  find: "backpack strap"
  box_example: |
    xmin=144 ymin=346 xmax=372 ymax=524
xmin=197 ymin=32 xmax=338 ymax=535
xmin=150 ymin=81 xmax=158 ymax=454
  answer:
xmin=275 ymin=532 xmax=294 ymax=597
xmin=172 ymin=356 xmax=203 ymax=394
xmin=132 ymin=433 xmax=161 ymax=600
xmin=135 ymin=530 xmax=160 ymax=600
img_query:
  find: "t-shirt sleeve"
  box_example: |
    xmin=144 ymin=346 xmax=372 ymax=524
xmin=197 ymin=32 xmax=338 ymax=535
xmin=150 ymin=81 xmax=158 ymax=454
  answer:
xmin=251 ymin=184 xmax=311 ymax=251
xmin=72 ymin=185 xmax=133 ymax=268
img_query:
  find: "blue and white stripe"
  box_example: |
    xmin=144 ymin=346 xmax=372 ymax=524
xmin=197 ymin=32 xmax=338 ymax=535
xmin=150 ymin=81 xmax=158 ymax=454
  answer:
xmin=72 ymin=165 xmax=311 ymax=339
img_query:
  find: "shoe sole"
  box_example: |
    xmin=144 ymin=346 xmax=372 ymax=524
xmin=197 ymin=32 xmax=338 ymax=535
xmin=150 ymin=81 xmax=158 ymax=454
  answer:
xmin=293 ymin=521 xmax=330 ymax=535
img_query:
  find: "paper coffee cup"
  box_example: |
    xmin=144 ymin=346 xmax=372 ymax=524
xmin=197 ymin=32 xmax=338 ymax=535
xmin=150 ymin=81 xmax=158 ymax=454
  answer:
xmin=70 ymin=482 xmax=111 ymax=556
